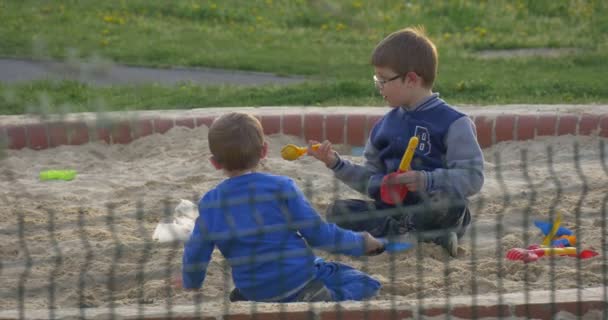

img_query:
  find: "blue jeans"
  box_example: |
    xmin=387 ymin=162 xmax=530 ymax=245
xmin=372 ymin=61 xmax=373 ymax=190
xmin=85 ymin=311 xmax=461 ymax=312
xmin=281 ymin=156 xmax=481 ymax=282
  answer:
xmin=229 ymin=279 xmax=333 ymax=303
xmin=229 ymin=259 xmax=381 ymax=303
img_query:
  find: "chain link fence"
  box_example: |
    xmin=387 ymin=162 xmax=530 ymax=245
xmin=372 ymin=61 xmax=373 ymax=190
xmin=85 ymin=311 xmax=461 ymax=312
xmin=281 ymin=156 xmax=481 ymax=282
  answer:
xmin=0 ymin=116 xmax=607 ymax=319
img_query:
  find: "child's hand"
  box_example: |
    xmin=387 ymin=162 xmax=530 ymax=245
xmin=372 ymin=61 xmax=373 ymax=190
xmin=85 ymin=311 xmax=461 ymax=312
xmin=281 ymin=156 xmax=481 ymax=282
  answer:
xmin=387 ymin=170 xmax=426 ymax=192
xmin=307 ymin=140 xmax=338 ymax=168
xmin=361 ymin=232 xmax=384 ymax=255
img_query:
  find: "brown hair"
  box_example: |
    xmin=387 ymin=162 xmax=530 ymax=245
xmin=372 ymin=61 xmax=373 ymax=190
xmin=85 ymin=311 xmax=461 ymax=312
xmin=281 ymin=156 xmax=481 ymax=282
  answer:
xmin=371 ymin=26 xmax=438 ymax=88
xmin=208 ymin=112 xmax=264 ymax=171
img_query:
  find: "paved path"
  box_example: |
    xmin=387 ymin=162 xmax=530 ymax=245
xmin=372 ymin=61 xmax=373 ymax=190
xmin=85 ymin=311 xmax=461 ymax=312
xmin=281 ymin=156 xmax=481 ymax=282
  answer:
xmin=0 ymin=58 xmax=305 ymax=86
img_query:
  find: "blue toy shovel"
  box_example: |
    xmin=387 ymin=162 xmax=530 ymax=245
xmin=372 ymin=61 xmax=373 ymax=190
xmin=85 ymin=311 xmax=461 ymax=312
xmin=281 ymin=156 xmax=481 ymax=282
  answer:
xmin=370 ymin=229 xmax=455 ymax=255
xmin=381 ymin=238 xmax=414 ymax=253
xmin=369 ymin=237 xmax=414 ymax=255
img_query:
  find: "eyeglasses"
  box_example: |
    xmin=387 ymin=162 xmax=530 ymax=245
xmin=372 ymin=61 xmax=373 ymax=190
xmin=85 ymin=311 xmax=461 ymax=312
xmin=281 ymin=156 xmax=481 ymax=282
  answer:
xmin=373 ymin=74 xmax=402 ymax=90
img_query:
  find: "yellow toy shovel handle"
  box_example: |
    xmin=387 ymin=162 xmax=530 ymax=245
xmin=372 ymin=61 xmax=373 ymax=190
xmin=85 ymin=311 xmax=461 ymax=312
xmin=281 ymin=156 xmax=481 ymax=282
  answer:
xmin=542 ymin=211 xmax=562 ymax=247
xmin=538 ymin=247 xmax=576 ymax=256
xmin=398 ymin=137 xmax=419 ymax=172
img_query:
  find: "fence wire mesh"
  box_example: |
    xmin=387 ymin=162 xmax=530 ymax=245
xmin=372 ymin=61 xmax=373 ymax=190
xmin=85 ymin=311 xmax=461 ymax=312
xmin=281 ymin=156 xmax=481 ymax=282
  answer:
xmin=0 ymin=118 xmax=607 ymax=320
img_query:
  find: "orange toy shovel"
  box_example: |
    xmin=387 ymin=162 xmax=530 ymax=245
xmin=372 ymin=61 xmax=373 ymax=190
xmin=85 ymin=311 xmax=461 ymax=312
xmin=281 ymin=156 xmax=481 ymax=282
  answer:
xmin=380 ymin=136 xmax=419 ymax=205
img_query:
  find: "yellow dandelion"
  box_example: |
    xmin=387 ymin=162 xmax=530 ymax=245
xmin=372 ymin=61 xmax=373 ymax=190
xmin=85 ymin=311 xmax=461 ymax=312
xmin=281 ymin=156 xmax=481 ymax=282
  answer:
xmin=336 ymin=23 xmax=346 ymax=31
xmin=456 ymin=81 xmax=466 ymax=91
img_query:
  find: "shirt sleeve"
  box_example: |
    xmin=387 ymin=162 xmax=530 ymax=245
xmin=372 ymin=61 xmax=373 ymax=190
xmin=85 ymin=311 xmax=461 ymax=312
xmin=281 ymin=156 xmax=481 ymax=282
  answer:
xmin=426 ymin=116 xmax=485 ymax=197
xmin=182 ymin=215 xmax=214 ymax=289
xmin=283 ymin=179 xmax=367 ymax=256
xmin=331 ymin=137 xmax=386 ymax=201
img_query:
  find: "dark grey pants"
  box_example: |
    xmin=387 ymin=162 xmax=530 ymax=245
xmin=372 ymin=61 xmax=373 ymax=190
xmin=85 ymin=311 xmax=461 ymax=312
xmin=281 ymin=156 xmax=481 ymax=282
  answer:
xmin=326 ymin=191 xmax=471 ymax=239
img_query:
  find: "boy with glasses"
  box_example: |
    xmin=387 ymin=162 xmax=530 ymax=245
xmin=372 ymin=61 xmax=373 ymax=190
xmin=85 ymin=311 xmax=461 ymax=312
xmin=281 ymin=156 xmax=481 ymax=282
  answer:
xmin=309 ymin=27 xmax=485 ymax=257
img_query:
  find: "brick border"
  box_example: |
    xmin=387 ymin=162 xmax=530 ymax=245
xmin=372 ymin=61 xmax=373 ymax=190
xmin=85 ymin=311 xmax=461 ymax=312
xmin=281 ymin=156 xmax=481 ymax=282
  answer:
xmin=2 ymin=112 xmax=607 ymax=151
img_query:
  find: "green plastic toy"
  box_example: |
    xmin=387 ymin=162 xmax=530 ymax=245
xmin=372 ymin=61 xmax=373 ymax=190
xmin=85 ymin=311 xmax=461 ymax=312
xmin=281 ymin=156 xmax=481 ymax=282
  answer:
xmin=39 ymin=170 xmax=77 ymax=181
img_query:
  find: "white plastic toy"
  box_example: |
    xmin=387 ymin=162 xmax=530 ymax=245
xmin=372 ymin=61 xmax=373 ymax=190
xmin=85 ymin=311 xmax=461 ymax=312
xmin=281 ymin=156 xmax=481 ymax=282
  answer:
xmin=152 ymin=199 xmax=198 ymax=243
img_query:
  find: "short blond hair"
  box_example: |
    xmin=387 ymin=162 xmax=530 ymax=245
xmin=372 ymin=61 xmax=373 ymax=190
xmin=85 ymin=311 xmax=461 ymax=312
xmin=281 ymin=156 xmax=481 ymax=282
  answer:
xmin=371 ymin=26 xmax=438 ymax=88
xmin=208 ymin=112 xmax=264 ymax=171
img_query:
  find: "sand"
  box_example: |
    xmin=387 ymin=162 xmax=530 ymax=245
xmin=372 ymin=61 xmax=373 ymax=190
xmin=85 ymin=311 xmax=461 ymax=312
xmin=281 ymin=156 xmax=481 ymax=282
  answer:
xmin=1 ymin=123 xmax=607 ymax=311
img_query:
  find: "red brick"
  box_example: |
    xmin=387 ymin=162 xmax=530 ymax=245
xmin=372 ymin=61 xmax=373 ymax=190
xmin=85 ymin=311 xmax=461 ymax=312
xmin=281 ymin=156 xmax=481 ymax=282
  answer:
xmin=282 ymin=114 xmax=302 ymax=138
xmin=557 ymin=300 xmax=607 ymax=316
xmin=195 ymin=116 xmax=215 ymax=128
xmin=321 ymin=309 xmax=413 ymax=320
xmin=536 ymin=114 xmax=557 ymax=136
xmin=495 ymin=114 xmax=516 ymax=143
xmin=154 ymin=118 xmax=174 ymax=134
xmin=474 ymin=115 xmax=493 ymax=148
xmin=578 ymin=113 xmax=600 ymax=136
xmin=325 ymin=114 xmax=345 ymax=144
xmin=111 ymin=121 xmax=132 ymax=144
xmin=143 ymin=316 xmax=215 ymax=320
xmin=346 ymin=114 xmax=366 ymax=146
xmin=422 ymin=307 xmax=447 ymax=317
xmin=365 ymin=115 xmax=382 ymax=138
xmin=600 ymin=116 xmax=608 ymax=138
xmin=517 ymin=115 xmax=537 ymax=141
xmin=557 ymin=114 xmax=578 ymax=136
xmin=261 ymin=115 xmax=281 ymax=135
xmin=176 ymin=117 xmax=195 ymax=129
xmin=225 ymin=311 xmax=314 ymax=320
xmin=95 ymin=124 xmax=111 ymax=144
xmin=26 ymin=123 xmax=48 ymax=150
xmin=131 ymin=119 xmax=154 ymax=139
xmin=511 ymin=301 xmax=607 ymax=319
xmin=48 ymin=122 xmax=68 ymax=147
xmin=452 ymin=305 xmax=511 ymax=318
xmin=512 ymin=303 xmax=552 ymax=320
xmin=6 ymin=125 xmax=27 ymax=150
xmin=67 ymin=122 xmax=90 ymax=146
xmin=304 ymin=113 xmax=324 ymax=142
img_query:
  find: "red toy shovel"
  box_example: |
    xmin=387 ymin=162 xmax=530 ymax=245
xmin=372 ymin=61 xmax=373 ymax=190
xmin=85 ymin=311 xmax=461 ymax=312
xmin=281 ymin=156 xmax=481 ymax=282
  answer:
xmin=380 ymin=136 xmax=419 ymax=205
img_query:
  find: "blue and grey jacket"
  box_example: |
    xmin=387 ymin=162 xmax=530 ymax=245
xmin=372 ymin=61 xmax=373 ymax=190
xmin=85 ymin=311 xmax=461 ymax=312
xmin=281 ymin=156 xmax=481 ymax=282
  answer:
xmin=331 ymin=93 xmax=484 ymax=202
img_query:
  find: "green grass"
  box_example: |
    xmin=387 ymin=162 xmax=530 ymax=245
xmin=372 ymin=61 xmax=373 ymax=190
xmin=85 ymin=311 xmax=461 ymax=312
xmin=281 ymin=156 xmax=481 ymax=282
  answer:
xmin=1 ymin=0 xmax=607 ymax=114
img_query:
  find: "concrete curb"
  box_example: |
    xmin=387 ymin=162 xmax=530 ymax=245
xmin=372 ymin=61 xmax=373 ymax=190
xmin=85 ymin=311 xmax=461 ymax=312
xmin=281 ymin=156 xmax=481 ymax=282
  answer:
xmin=1 ymin=108 xmax=608 ymax=151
